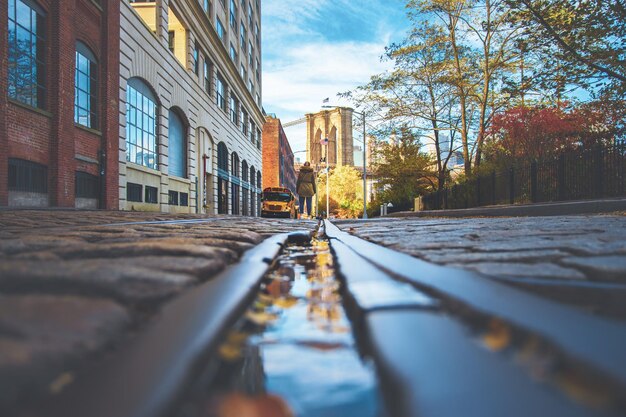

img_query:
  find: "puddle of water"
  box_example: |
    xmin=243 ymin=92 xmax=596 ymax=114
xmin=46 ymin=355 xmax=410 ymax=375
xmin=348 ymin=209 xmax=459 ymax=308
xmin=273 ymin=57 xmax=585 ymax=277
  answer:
xmin=177 ymin=237 xmax=385 ymax=417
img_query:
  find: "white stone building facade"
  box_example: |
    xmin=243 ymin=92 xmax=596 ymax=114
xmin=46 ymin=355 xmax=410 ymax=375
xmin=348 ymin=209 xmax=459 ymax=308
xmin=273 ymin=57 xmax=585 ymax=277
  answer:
xmin=119 ymin=0 xmax=263 ymax=214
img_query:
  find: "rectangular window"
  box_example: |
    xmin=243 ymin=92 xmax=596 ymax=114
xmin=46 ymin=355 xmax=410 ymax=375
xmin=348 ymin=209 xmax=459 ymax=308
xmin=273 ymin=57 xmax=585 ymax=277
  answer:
xmin=229 ymin=94 xmax=239 ymax=125
xmin=168 ymin=190 xmax=179 ymax=205
xmin=168 ymin=31 xmax=175 ymax=53
xmin=8 ymin=0 xmax=46 ymax=108
xmin=202 ymin=0 xmax=210 ymax=13
xmin=256 ymin=58 xmax=260 ymax=81
xmin=229 ymin=0 xmax=236 ymax=29
xmin=257 ymin=128 xmax=262 ymax=149
xmin=193 ymin=42 xmax=199 ymax=74
xmin=249 ymin=41 xmax=254 ymax=66
xmin=145 ymin=185 xmax=158 ymax=203
xmin=255 ymin=22 xmax=259 ymax=46
xmin=204 ymin=59 xmax=211 ymax=94
xmin=127 ymin=183 xmax=142 ymax=202
xmin=248 ymin=2 xmax=253 ymax=26
xmin=8 ymin=158 xmax=48 ymax=193
xmin=240 ymin=23 xmax=246 ymax=49
xmin=75 ymin=171 xmax=99 ymax=199
xmin=74 ymin=46 xmax=98 ymax=129
xmin=229 ymin=43 xmax=237 ymax=62
xmin=216 ymin=73 xmax=226 ymax=111
xmin=249 ymin=120 xmax=255 ymax=143
xmin=248 ymin=78 xmax=253 ymax=93
xmin=216 ymin=18 xmax=225 ymax=41
xmin=180 ymin=192 xmax=189 ymax=206
xmin=240 ymin=64 xmax=246 ymax=80
xmin=241 ymin=109 xmax=248 ymax=135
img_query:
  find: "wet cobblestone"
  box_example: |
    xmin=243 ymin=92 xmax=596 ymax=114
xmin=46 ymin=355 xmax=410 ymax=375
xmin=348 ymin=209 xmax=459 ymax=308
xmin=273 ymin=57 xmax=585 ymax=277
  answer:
xmin=336 ymin=213 xmax=626 ymax=318
xmin=0 ymin=210 xmax=316 ymax=413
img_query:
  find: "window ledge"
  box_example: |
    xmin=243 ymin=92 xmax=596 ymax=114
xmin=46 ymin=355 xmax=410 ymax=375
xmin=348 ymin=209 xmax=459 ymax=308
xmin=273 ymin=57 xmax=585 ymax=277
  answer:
xmin=75 ymin=123 xmax=102 ymax=136
xmin=8 ymin=99 xmax=52 ymax=118
xmin=76 ymin=154 xmax=99 ymax=164
xmin=127 ymin=162 xmax=161 ymax=176
xmin=168 ymin=175 xmax=191 ymax=184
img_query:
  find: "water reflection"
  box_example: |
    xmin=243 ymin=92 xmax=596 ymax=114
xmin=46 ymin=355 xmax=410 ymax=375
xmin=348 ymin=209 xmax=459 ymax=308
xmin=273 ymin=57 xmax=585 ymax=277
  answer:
xmin=192 ymin=237 xmax=384 ymax=417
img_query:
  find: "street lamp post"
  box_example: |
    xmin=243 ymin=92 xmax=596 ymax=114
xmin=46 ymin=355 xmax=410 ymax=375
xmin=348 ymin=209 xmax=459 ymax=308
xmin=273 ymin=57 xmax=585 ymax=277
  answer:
xmin=325 ymin=163 xmax=330 ymax=218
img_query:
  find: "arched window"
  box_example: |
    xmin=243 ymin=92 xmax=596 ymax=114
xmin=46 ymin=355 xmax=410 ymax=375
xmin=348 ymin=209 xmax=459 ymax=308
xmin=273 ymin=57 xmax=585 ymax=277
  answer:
xmin=231 ymin=152 xmax=240 ymax=215
xmin=217 ymin=142 xmax=229 ymax=172
xmin=126 ymin=78 xmax=158 ymax=170
xmin=256 ymin=171 xmax=262 ymax=216
xmin=242 ymin=160 xmax=249 ymax=216
xmin=75 ymin=41 xmax=97 ymax=128
xmin=249 ymin=165 xmax=256 ymax=216
xmin=8 ymin=0 xmax=46 ymax=108
xmin=168 ymin=109 xmax=186 ymax=178
xmin=217 ymin=142 xmax=229 ymax=214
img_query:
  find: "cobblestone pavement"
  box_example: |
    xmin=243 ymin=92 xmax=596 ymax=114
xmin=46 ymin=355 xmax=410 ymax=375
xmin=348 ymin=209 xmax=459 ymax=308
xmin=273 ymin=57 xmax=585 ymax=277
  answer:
xmin=336 ymin=213 xmax=626 ymax=319
xmin=0 ymin=210 xmax=317 ymax=412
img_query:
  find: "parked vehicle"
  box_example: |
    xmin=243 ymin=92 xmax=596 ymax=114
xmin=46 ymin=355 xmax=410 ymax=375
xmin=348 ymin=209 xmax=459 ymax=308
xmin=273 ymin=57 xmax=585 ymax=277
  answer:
xmin=261 ymin=187 xmax=298 ymax=219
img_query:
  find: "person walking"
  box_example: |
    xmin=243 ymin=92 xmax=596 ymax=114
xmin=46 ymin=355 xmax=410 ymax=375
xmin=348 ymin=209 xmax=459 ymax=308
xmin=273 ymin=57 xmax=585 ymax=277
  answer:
xmin=296 ymin=162 xmax=316 ymax=218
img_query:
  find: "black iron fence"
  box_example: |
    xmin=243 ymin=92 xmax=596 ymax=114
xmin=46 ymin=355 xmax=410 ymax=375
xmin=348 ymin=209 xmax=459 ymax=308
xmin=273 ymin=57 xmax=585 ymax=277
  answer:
xmin=421 ymin=142 xmax=626 ymax=210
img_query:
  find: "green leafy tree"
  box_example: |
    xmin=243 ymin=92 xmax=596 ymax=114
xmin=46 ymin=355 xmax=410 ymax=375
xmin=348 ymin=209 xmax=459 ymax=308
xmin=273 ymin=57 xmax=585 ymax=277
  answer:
xmin=506 ymin=0 xmax=626 ymax=99
xmin=346 ymin=22 xmax=460 ymax=192
xmin=347 ymin=0 xmax=519 ymax=179
xmin=316 ymin=165 xmax=364 ymax=219
xmin=370 ymin=129 xmax=436 ymax=212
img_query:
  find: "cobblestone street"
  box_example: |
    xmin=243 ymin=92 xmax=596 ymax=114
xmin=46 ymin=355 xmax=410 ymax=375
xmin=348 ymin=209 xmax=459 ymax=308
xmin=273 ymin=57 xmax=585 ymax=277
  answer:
xmin=336 ymin=213 xmax=626 ymax=318
xmin=0 ymin=210 xmax=316 ymax=413
xmin=3 ymin=209 xmax=626 ymax=416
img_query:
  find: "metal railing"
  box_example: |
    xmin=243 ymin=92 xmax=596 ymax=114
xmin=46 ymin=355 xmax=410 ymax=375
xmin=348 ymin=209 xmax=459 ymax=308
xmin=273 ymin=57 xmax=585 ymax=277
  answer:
xmin=422 ymin=142 xmax=626 ymax=210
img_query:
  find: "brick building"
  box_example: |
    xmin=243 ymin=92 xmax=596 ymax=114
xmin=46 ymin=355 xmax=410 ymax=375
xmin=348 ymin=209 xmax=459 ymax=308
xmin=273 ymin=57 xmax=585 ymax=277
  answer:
xmin=0 ymin=0 xmax=120 ymax=208
xmin=120 ymin=0 xmax=264 ymax=215
xmin=262 ymin=115 xmax=296 ymax=194
xmin=1 ymin=0 xmax=264 ymax=215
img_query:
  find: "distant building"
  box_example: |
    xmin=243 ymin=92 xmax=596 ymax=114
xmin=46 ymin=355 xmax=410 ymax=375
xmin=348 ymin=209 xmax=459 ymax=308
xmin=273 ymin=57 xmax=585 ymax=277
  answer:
xmin=1 ymin=0 xmax=120 ymax=209
xmin=422 ymin=135 xmax=464 ymax=178
xmin=262 ymin=115 xmax=297 ymax=194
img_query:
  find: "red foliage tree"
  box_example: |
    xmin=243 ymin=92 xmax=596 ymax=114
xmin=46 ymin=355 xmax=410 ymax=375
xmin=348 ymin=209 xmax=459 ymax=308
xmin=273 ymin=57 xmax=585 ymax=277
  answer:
xmin=485 ymin=103 xmax=617 ymax=163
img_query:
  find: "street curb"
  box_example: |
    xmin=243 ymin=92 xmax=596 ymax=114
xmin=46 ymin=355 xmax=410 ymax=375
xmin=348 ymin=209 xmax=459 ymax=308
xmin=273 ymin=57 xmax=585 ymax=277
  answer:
xmin=388 ymin=198 xmax=626 ymax=218
xmin=44 ymin=231 xmax=311 ymax=417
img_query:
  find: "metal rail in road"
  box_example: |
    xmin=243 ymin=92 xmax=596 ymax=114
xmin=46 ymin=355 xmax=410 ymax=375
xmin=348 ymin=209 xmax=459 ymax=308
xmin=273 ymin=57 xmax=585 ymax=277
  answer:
xmin=323 ymin=219 xmax=626 ymax=417
xmin=34 ymin=220 xmax=626 ymax=417
xmin=42 ymin=231 xmax=311 ymax=417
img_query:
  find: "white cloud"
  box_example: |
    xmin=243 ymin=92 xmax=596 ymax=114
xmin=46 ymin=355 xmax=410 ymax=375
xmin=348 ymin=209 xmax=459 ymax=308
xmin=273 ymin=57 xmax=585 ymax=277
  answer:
xmin=261 ymin=0 xmax=409 ymax=153
xmin=263 ymin=40 xmax=393 ymax=152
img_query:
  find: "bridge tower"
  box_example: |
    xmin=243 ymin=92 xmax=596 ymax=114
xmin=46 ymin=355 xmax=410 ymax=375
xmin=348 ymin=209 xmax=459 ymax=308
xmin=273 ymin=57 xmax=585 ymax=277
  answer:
xmin=305 ymin=108 xmax=354 ymax=167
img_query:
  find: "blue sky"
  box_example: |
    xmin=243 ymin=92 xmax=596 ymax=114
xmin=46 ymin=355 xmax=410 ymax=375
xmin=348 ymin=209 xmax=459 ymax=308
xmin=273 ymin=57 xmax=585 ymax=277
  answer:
xmin=261 ymin=0 xmax=411 ymax=155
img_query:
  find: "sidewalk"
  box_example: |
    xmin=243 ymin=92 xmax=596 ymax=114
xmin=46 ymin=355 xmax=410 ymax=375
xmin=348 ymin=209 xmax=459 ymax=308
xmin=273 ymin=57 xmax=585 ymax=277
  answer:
xmin=0 ymin=210 xmax=316 ymax=414
xmin=391 ymin=197 xmax=626 ymax=218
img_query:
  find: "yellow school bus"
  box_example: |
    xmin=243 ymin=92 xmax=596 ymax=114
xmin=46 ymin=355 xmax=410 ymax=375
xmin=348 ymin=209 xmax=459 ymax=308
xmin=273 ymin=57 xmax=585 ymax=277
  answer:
xmin=261 ymin=187 xmax=298 ymax=219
